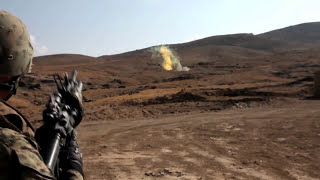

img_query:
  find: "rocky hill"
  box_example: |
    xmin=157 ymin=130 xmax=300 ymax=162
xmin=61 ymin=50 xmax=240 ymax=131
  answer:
xmin=258 ymin=22 xmax=320 ymax=45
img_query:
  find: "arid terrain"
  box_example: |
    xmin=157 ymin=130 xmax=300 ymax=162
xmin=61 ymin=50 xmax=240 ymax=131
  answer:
xmin=7 ymin=22 xmax=320 ymax=179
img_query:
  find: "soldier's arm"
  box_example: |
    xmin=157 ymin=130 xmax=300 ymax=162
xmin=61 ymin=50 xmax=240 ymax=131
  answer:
xmin=61 ymin=169 xmax=84 ymax=180
xmin=59 ymin=130 xmax=84 ymax=180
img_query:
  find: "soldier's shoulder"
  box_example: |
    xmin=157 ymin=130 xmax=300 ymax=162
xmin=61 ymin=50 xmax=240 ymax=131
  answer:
xmin=0 ymin=100 xmax=35 ymax=138
xmin=0 ymin=101 xmax=17 ymax=115
xmin=0 ymin=128 xmax=54 ymax=179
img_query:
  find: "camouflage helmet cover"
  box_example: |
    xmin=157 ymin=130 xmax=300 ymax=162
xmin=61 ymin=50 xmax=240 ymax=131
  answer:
xmin=0 ymin=10 xmax=33 ymax=76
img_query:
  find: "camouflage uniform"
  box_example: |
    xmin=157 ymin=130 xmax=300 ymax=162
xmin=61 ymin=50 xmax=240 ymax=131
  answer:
xmin=0 ymin=100 xmax=83 ymax=180
xmin=0 ymin=100 xmax=54 ymax=179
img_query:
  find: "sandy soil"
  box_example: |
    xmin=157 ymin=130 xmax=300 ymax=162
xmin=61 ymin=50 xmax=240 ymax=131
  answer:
xmin=78 ymin=98 xmax=320 ymax=180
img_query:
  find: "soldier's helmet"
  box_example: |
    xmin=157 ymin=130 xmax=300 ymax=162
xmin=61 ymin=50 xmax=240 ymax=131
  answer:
xmin=0 ymin=10 xmax=34 ymax=100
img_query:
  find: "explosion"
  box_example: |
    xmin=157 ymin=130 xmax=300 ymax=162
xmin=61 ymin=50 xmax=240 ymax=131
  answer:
xmin=160 ymin=46 xmax=173 ymax=70
xmin=152 ymin=46 xmax=190 ymax=71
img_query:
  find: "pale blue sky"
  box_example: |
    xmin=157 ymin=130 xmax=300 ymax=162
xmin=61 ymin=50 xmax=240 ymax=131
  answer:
xmin=2 ymin=0 xmax=319 ymax=56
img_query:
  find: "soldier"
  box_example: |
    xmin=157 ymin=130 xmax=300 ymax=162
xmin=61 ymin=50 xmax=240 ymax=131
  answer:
xmin=0 ymin=10 xmax=84 ymax=179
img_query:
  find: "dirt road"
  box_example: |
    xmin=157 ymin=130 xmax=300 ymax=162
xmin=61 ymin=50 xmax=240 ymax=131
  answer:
xmin=78 ymin=98 xmax=320 ymax=180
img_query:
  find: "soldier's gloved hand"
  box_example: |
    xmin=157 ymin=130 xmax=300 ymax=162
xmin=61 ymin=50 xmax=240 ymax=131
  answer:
xmin=41 ymin=93 xmax=74 ymax=137
xmin=55 ymin=70 xmax=84 ymax=128
xmin=36 ymin=93 xmax=75 ymax=147
xmin=59 ymin=129 xmax=84 ymax=179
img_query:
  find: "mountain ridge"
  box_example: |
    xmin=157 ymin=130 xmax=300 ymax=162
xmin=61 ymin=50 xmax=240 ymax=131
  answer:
xmin=34 ymin=21 xmax=320 ymax=63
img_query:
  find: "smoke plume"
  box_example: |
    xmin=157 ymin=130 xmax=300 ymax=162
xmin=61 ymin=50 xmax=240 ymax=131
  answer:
xmin=151 ymin=46 xmax=190 ymax=71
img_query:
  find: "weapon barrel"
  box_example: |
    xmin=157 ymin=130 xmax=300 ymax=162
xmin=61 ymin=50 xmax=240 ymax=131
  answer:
xmin=43 ymin=133 xmax=62 ymax=173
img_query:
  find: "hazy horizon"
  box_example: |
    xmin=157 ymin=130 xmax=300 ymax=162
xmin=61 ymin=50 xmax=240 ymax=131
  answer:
xmin=2 ymin=0 xmax=320 ymax=57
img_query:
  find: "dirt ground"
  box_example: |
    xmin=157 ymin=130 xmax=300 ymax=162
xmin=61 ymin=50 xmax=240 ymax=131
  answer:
xmin=78 ymin=98 xmax=320 ymax=180
xmin=6 ymin=42 xmax=320 ymax=179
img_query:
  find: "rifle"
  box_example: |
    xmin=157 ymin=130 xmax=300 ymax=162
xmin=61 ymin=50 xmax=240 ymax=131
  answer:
xmin=36 ymin=70 xmax=83 ymax=178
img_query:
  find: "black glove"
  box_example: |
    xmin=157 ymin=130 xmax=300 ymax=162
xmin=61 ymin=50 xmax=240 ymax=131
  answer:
xmin=54 ymin=70 xmax=84 ymax=128
xmin=36 ymin=93 xmax=74 ymax=147
xmin=41 ymin=93 xmax=74 ymax=136
xmin=59 ymin=129 xmax=84 ymax=178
